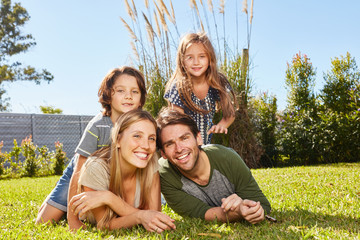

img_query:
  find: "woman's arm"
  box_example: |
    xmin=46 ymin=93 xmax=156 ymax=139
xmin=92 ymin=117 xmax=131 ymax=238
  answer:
xmin=67 ymin=155 xmax=87 ymax=230
xmin=147 ymin=172 xmax=161 ymax=211
xmin=82 ymin=184 xmax=175 ymax=232
xmin=70 ymin=172 xmax=162 ymax=217
xmin=70 ymin=190 xmax=139 ymax=219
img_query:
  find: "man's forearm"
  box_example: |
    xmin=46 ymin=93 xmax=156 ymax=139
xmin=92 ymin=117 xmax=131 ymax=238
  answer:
xmin=204 ymin=207 xmax=242 ymax=223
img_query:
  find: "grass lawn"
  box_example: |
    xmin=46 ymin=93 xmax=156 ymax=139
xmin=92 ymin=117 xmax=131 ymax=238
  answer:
xmin=1 ymin=163 xmax=359 ymax=239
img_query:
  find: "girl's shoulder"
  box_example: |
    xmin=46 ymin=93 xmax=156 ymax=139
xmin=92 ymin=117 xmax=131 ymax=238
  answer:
xmin=164 ymin=81 xmax=185 ymax=108
xmin=165 ymin=81 xmax=178 ymax=93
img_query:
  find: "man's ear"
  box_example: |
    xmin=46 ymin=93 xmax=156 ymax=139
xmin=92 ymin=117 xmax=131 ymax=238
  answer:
xmin=160 ymin=149 xmax=167 ymax=159
xmin=196 ymin=132 xmax=203 ymax=146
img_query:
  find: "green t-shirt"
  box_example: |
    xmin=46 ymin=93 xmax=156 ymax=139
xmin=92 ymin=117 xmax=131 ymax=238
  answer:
xmin=159 ymin=144 xmax=271 ymax=219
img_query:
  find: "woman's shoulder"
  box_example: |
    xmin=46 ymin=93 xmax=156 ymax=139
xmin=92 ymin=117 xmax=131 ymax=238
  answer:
xmin=79 ymin=157 xmax=110 ymax=190
xmin=83 ymin=157 xmax=110 ymax=177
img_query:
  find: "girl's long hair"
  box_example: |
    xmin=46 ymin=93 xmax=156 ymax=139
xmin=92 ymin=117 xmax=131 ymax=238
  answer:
xmin=165 ymin=32 xmax=236 ymax=118
xmin=79 ymin=109 xmax=158 ymax=229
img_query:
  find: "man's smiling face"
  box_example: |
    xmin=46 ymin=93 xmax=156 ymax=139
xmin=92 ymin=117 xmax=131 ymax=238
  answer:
xmin=160 ymin=124 xmax=203 ymax=174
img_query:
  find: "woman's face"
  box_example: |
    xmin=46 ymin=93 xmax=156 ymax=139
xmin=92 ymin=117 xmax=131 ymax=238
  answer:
xmin=118 ymin=119 xmax=157 ymax=169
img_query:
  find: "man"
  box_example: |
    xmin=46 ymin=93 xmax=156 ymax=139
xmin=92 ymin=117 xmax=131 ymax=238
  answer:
xmin=156 ymin=108 xmax=271 ymax=224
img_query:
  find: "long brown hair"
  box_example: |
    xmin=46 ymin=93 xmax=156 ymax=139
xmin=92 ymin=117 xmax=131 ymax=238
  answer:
xmin=165 ymin=32 xmax=236 ymax=118
xmin=98 ymin=66 xmax=147 ymax=117
xmin=79 ymin=109 xmax=158 ymax=229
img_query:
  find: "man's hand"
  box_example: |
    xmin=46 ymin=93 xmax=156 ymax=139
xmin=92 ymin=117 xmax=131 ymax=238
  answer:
xmin=221 ymin=193 xmax=242 ymax=213
xmin=221 ymin=194 xmax=265 ymax=224
xmin=238 ymin=199 xmax=265 ymax=224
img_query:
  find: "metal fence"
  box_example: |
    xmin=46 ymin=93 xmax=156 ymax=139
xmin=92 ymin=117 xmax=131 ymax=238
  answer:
xmin=0 ymin=113 xmax=94 ymax=159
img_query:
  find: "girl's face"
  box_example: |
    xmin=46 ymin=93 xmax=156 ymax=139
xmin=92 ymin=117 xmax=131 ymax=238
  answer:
xmin=183 ymin=43 xmax=209 ymax=80
xmin=111 ymin=74 xmax=142 ymax=117
xmin=118 ymin=119 xmax=157 ymax=170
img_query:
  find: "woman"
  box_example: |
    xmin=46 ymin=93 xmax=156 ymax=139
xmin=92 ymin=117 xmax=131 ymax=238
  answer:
xmin=69 ymin=109 xmax=175 ymax=232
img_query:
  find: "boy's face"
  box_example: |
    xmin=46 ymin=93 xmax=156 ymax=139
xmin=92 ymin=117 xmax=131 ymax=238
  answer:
xmin=111 ymin=74 xmax=142 ymax=117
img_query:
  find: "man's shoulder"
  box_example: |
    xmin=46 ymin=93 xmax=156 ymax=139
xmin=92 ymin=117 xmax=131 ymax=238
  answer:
xmin=202 ymin=144 xmax=235 ymax=155
xmin=158 ymin=157 xmax=169 ymax=169
xmin=203 ymin=144 xmax=244 ymax=166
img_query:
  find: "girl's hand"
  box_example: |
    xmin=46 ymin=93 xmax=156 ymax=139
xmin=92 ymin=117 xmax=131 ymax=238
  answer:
xmin=69 ymin=191 xmax=110 ymax=218
xmin=138 ymin=210 xmax=176 ymax=233
xmin=207 ymin=124 xmax=228 ymax=134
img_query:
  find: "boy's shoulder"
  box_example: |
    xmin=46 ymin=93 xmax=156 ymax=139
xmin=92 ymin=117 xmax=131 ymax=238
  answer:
xmin=87 ymin=112 xmax=112 ymax=128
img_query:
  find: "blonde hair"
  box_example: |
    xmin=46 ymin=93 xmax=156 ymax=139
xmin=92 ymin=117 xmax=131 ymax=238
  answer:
xmin=79 ymin=109 xmax=158 ymax=229
xmin=165 ymin=32 xmax=236 ymax=118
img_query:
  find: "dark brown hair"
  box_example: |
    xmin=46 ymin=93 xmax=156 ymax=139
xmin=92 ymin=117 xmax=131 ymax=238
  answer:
xmin=156 ymin=107 xmax=200 ymax=149
xmin=98 ymin=66 xmax=147 ymax=116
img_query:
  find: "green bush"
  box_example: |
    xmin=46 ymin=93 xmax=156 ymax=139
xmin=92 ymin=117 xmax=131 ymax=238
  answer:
xmin=0 ymin=141 xmax=6 ymax=175
xmin=249 ymin=93 xmax=279 ymax=167
xmin=21 ymin=136 xmax=38 ymax=177
xmin=316 ymin=108 xmax=360 ymax=163
xmin=53 ymin=141 xmax=67 ymax=175
xmin=0 ymin=136 xmax=68 ymax=178
xmin=278 ymin=108 xmax=321 ymax=166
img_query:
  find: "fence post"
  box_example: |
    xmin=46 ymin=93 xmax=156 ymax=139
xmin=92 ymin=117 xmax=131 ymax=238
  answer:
xmin=31 ymin=114 xmax=35 ymax=141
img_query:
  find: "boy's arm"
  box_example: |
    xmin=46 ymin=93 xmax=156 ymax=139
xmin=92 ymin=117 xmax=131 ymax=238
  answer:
xmin=67 ymin=154 xmax=87 ymax=230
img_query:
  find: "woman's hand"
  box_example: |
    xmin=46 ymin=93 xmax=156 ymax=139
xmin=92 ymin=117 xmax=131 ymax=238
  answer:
xmin=137 ymin=210 xmax=176 ymax=233
xmin=69 ymin=191 xmax=110 ymax=218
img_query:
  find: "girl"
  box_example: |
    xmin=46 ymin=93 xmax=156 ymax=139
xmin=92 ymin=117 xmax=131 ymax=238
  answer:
xmin=164 ymin=32 xmax=237 ymax=144
xmin=36 ymin=66 xmax=147 ymax=230
xmin=71 ymin=110 xmax=176 ymax=232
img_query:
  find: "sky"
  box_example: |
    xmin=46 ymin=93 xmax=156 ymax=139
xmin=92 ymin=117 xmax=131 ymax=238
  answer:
xmin=4 ymin=0 xmax=360 ymax=116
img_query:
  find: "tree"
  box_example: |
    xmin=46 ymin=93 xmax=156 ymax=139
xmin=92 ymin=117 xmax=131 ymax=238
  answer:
xmin=280 ymin=52 xmax=320 ymax=165
xmin=39 ymin=105 xmax=63 ymax=114
xmin=0 ymin=0 xmax=53 ymax=111
xmin=285 ymin=52 xmax=316 ymax=111
xmin=321 ymin=52 xmax=360 ymax=113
